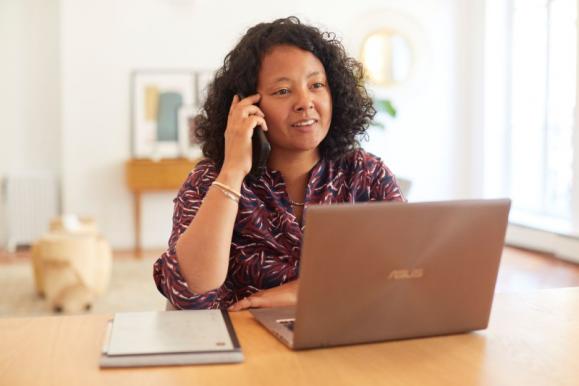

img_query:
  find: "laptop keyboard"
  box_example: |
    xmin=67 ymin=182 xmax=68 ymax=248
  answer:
xmin=276 ymin=318 xmax=295 ymax=331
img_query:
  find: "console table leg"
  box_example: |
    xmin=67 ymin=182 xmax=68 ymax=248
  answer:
xmin=134 ymin=191 xmax=142 ymax=258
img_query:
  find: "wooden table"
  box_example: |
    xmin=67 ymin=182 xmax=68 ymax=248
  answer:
xmin=124 ymin=158 xmax=199 ymax=255
xmin=1 ymin=288 xmax=578 ymax=386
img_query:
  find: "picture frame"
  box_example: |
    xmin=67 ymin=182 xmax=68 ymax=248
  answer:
xmin=195 ymin=70 xmax=215 ymax=108
xmin=178 ymin=104 xmax=203 ymax=160
xmin=131 ymin=70 xmax=196 ymax=159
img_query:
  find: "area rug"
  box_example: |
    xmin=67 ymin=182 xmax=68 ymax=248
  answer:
xmin=0 ymin=256 xmax=166 ymax=317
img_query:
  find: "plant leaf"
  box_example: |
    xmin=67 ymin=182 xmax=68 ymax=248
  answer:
xmin=375 ymin=99 xmax=397 ymax=118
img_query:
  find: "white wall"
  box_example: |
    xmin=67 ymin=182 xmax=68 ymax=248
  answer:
xmin=0 ymin=0 xmax=61 ymax=174
xmin=2 ymin=0 xmax=484 ymax=249
xmin=347 ymin=1 xmax=459 ymax=202
xmin=452 ymin=0 xmax=486 ymax=199
xmin=59 ymin=0 xmax=310 ymax=249
xmin=0 ymin=0 xmax=61 ymax=244
xmin=308 ymin=0 xmax=486 ymax=202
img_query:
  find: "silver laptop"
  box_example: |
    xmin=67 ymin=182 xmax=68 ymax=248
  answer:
xmin=250 ymin=199 xmax=511 ymax=350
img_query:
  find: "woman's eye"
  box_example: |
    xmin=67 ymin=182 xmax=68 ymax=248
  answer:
xmin=312 ymin=82 xmax=325 ymax=89
xmin=274 ymin=88 xmax=290 ymax=96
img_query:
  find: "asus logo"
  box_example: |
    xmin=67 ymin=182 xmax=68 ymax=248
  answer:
xmin=388 ymin=269 xmax=424 ymax=280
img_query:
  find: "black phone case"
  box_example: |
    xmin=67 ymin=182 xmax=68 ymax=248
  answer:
xmin=237 ymin=92 xmax=271 ymax=178
xmin=250 ymin=127 xmax=271 ymax=178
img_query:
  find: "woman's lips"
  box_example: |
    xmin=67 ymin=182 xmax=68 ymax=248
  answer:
xmin=292 ymin=119 xmax=317 ymax=127
xmin=291 ymin=119 xmax=318 ymax=132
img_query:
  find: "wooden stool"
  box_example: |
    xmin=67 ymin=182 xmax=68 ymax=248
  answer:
xmin=31 ymin=218 xmax=112 ymax=313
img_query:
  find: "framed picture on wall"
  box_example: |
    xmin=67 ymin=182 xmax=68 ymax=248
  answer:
xmin=178 ymin=104 xmax=203 ymax=160
xmin=131 ymin=70 xmax=196 ymax=158
xmin=195 ymin=70 xmax=215 ymax=108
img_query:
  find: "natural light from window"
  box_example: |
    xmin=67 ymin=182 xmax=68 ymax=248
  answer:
xmin=509 ymin=0 xmax=576 ymax=231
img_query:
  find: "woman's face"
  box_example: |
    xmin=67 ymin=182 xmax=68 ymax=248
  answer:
xmin=256 ymin=45 xmax=333 ymax=156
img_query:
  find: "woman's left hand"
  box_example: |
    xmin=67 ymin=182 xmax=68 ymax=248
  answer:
xmin=228 ymin=280 xmax=299 ymax=311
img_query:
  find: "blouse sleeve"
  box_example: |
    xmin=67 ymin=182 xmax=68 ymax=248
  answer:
xmin=368 ymin=155 xmax=406 ymax=202
xmin=153 ymin=160 xmax=226 ymax=309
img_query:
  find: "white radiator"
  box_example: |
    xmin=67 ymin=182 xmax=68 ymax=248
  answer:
xmin=2 ymin=173 xmax=60 ymax=251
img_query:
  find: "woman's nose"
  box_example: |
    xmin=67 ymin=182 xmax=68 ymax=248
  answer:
xmin=293 ymin=89 xmax=314 ymax=112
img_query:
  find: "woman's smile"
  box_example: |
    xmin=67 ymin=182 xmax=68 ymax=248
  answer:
xmin=290 ymin=118 xmax=319 ymax=132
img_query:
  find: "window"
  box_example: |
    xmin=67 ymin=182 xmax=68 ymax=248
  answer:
xmin=508 ymin=0 xmax=577 ymax=233
xmin=484 ymin=0 xmax=579 ymax=260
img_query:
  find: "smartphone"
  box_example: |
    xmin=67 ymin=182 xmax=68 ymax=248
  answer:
xmin=238 ymin=93 xmax=271 ymax=178
xmin=251 ymin=127 xmax=271 ymax=178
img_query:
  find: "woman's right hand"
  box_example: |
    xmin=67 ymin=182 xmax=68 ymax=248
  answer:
xmin=221 ymin=94 xmax=268 ymax=181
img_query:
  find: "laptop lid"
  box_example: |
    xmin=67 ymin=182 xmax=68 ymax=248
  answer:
xmin=291 ymin=199 xmax=511 ymax=349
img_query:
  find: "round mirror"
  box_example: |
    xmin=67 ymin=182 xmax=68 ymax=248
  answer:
xmin=360 ymin=29 xmax=413 ymax=87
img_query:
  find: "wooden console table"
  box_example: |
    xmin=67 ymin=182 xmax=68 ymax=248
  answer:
xmin=125 ymin=158 xmax=199 ymax=255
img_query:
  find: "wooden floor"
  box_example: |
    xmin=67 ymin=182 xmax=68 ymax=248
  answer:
xmin=495 ymin=247 xmax=579 ymax=291
xmin=2 ymin=246 xmax=579 ymax=292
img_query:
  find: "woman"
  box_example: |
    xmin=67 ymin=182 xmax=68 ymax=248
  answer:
xmin=154 ymin=17 xmax=405 ymax=310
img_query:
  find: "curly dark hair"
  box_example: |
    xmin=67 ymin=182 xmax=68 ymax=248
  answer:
xmin=195 ymin=16 xmax=376 ymax=165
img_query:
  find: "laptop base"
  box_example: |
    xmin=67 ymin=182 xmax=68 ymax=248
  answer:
xmin=250 ymin=307 xmax=295 ymax=348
